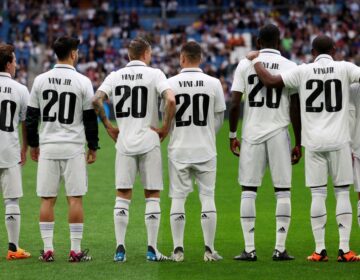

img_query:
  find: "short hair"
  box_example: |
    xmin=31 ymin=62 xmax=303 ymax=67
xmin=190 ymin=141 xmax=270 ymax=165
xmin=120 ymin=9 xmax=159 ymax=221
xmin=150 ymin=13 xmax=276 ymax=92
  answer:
xmin=128 ymin=37 xmax=151 ymax=60
xmin=258 ymin=24 xmax=280 ymax=47
xmin=180 ymin=41 xmax=202 ymax=63
xmin=0 ymin=44 xmax=15 ymax=72
xmin=312 ymin=35 xmax=334 ymax=54
xmin=52 ymin=36 xmax=80 ymax=61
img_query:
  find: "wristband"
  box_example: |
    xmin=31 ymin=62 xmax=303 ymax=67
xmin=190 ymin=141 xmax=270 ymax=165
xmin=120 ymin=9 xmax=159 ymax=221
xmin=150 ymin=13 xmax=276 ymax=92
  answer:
xmin=229 ymin=131 xmax=237 ymax=139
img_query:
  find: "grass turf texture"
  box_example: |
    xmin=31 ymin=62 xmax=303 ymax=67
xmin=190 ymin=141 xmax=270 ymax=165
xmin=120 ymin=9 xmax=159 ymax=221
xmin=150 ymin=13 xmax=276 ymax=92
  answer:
xmin=0 ymin=121 xmax=360 ymax=279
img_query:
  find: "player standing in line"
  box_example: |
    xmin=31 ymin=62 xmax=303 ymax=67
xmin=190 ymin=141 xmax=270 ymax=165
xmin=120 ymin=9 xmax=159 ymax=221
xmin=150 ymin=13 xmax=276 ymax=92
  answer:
xmin=166 ymin=41 xmax=226 ymax=262
xmin=349 ymin=84 xmax=360 ymax=228
xmin=248 ymin=35 xmax=360 ymax=262
xmin=0 ymin=44 xmax=31 ymax=260
xmin=229 ymin=24 xmax=301 ymax=261
xmin=26 ymin=36 xmax=99 ymax=262
xmin=93 ymin=37 xmax=176 ymax=262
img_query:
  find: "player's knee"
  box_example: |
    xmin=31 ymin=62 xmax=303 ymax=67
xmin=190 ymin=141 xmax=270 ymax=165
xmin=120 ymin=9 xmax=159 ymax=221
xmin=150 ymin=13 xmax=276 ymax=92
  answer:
xmin=4 ymin=198 xmax=20 ymax=213
xmin=199 ymin=193 xmax=215 ymax=212
xmin=170 ymin=197 xmax=186 ymax=213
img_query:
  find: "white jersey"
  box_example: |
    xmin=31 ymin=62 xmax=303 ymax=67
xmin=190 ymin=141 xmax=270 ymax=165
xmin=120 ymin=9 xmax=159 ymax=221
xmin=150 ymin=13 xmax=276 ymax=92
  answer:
xmin=349 ymin=84 xmax=360 ymax=157
xmin=167 ymin=68 xmax=226 ymax=163
xmin=231 ymin=49 xmax=297 ymax=144
xmin=0 ymin=72 xmax=29 ymax=168
xmin=29 ymin=64 xmax=94 ymax=159
xmin=281 ymin=54 xmax=360 ymax=152
xmin=98 ymin=60 xmax=171 ymax=155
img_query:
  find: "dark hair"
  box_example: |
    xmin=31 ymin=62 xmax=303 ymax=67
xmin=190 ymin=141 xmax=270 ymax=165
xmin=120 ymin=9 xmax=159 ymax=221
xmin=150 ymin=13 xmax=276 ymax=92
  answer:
xmin=312 ymin=35 xmax=334 ymax=54
xmin=0 ymin=44 xmax=15 ymax=71
xmin=128 ymin=37 xmax=151 ymax=60
xmin=52 ymin=36 xmax=80 ymax=60
xmin=180 ymin=41 xmax=202 ymax=63
xmin=258 ymin=24 xmax=280 ymax=48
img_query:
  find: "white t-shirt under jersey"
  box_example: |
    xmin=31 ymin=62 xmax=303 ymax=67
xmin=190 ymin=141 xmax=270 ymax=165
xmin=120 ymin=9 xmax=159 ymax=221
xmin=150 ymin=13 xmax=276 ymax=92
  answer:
xmin=166 ymin=68 xmax=226 ymax=163
xmin=0 ymin=72 xmax=29 ymax=168
xmin=231 ymin=49 xmax=297 ymax=144
xmin=349 ymin=84 xmax=360 ymax=157
xmin=98 ymin=60 xmax=171 ymax=155
xmin=29 ymin=64 xmax=94 ymax=159
xmin=281 ymin=54 xmax=360 ymax=152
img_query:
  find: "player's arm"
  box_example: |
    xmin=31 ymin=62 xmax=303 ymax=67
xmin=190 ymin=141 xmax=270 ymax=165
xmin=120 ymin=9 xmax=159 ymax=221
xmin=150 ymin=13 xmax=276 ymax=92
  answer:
xmin=20 ymin=121 xmax=27 ymax=165
xmin=92 ymin=90 xmax=119 ymax=142
xmin=83 ymin=109 xmax=99 ymax=164
xmin=25 ymin=106 xmax=40 ymax=162
xmin=215 ymin=112 xmax=224 ymax=134
xmin=229 ymin=91 xmax=243 ymax=156
xmin=290 ymin=94 xmax=302 ymax=165
xmin=153 ymin=89 xmax=176 ymax=142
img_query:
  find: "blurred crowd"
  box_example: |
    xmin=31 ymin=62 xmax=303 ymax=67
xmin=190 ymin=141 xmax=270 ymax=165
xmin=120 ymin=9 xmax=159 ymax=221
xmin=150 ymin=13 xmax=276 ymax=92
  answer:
xmin=1 ymin=0 xmax=360 ymax=101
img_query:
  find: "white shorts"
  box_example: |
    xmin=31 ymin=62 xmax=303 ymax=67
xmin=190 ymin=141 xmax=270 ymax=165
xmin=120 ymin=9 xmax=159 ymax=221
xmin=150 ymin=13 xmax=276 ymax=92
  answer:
xmin=305 ymin=144 xmax=353 ymax=187
xmin=239 ymin=129 xmax=291 ymax=188
xmin=115 ymin=146 xmax=163 ymax=190
xmin=37 ymin=153 xmax=87 ymax=197
xmin=353 ymin=156 xmax=360 ymax=192
xmin=0 ymin=165 xmax=23 ymax=199
xmin=168 ymin=157 xmax=216 ymax=198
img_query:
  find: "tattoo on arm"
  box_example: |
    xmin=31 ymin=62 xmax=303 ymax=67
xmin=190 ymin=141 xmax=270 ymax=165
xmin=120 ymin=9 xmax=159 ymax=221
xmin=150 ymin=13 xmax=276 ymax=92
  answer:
xmin=162 ymin=90 xmax=176 ymax=129
xmin=93 ymin=91 xmax=112 ymax=129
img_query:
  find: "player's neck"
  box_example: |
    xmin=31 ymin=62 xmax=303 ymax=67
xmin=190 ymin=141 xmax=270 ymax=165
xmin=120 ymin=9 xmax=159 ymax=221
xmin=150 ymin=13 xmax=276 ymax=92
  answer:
xmin=182 ymin=63 xmax=200 ymax=69
xmin=57 ymin=59 xmax=75 ymax=67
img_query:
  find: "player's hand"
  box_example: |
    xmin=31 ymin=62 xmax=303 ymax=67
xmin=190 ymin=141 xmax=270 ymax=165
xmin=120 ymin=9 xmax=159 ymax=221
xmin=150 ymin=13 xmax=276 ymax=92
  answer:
xmin=246 ymin=51 xmax=260 ymax=61
xmin=106 ymin=126 xmax=119 ymax=142
xmin=87 ymin=149 xmax=96 ymax=164
xmin=30 ymin=147 xmax=40 ymax=162
xmin=151 ymin=126 xmax=169 ymax=142
xmin=20 ymin=146 xmax=27 ymax=166
xmin=291 ymin=145 xmax=302 ymax=165
xmin=230 ymin=138 xmax=241 ymax=157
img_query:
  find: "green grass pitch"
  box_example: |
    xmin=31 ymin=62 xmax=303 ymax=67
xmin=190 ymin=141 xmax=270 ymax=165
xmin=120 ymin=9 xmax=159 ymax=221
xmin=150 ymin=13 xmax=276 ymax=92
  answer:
xmin=0 ymin=121 xmax=359 ymax=279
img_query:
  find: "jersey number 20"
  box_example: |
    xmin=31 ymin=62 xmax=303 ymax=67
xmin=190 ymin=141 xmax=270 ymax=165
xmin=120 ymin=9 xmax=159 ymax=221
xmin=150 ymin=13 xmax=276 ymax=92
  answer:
xmin=175 ymin=93 xmax=209 ymax=127
xmin=42 ymin=90 xmax=76 ymax=124
xmin=0 ymin=100 xmax=16 ymax=132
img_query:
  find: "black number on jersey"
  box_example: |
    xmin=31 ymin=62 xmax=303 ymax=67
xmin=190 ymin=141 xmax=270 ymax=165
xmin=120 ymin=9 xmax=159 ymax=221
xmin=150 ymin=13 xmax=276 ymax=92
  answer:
xmin=175 ymin=93 xmax=210 ymax=127
xmin=42 ymin=90 xmax=77 ymax=124
xmin=305 ymin=79 xmax=342 ymax=112
xmin=115 ymin=85 xmax=147 ymax=118
xmin=0 ymin=100 xmax=16 ymax=132
xmin=248 ymin=74 xmax=282 ymax=108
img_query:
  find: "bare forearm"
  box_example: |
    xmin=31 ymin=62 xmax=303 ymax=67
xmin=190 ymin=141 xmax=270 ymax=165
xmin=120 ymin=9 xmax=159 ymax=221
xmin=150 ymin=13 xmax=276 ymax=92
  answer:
xmin=162 ymin=90 xmax=176 ymax=129
xmin=93 ymin=91 xmax=112 ymax=129
xmin=21 ymin=121 xmax=28 ymax=149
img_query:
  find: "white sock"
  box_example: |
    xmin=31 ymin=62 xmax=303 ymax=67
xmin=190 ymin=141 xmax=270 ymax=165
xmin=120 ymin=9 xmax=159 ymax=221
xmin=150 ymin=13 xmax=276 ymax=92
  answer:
xmin=240 ymin=191 xmax=257 ymax=252
xmin=5 ymin=199 xmax=20 ymax=250
xmin=170 ymin=198 xmax=186 ymax=250
xmin=335 ymin=187 xmax=352 ymax=252
xmin=357 ymin=200 xmax=360 ymax=227
xmin=200 ymin=194 xmax=217 ymax=253
xmin=310 ymin=187 xmax=327 ymax=253
xmin=114 ymin=197 xmax=130 ymax=248
xmin=39 ymin=222 xmax=54 ymax=252
xmin=145 ymin=198 xmax=161 ymax=250
xmin=275 ymin=191 xmax=291 ymax=252
xmin=70 ymin=223 xmax=83 ymax=253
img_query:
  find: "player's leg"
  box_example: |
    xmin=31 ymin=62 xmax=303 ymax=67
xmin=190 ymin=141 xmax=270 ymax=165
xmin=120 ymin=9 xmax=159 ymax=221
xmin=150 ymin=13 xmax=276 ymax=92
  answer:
xmin=113 ymin=152 xmax=136 ymax=262
xmin=140 ymin=146 xmax=167 ymax=261
xmin=352 ymin=156 xmax=360 ymax=226
xmin=267 ymin=129 xmax=294 ymax=260
xmin=168 ymin=159 xmax=191 ymax=262
xmin=1 ymin=165 xmax=30 ymax=260
xmin=234 ymin=140 xmax=266 ymax=261
xmin=330 ymin=146 xmax=360 ymax=261
xmin=305 ymin=150 xmax=328 ymax=261
xmin=63 ymin=154 xmax=91 ymax=262
xmin=37 ymin=158 xmax=60 ymax=262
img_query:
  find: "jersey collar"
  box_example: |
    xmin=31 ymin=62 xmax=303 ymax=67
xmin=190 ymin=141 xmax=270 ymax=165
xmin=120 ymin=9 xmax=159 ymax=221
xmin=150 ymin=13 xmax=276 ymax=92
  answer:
xmin=180 ymin=67 xmax=203 ymax=73
xmin=126 ymin=60 xmax=147 ymax=67
xmin=54 ymin=64 xmax=76 ymax=71
xmin=0 ymin=72 xmax=11 ymax=78
xmin=314 ymin=54 xmax=333 ymax=62
xmin=259 ymin=48 xmax=281 ymax=55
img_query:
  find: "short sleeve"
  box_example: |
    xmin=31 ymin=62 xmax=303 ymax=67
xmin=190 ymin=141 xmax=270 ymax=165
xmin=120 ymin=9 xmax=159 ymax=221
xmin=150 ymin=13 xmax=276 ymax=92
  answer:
xmin=214 ymin=79 xmax=226 ymax=113
xmin=230 ymin=59 xmax=247 ymax=93
xmin=97 ymin=72 xmax=115 ymax=98
xmin=281 ymin=65 xmax=302 ymax=90
xmin=346 ymin=62 xmax=360 ymax=84
xmin=29 ymin=77 xmax=40 ymax=108
xmin=82 ymin=77 xmax=95 ymax=110
xmin=19 ymin=86 xmax=29 ymax=121
xmin=155 ymin=70 xmax=171 ymax=98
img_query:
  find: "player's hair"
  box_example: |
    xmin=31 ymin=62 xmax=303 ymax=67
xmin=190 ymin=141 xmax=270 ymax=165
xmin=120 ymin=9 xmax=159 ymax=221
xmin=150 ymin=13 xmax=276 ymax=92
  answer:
xmin=128 ymin=37 xmax=151 ymax=60
xmin=52 ymin=36 xmax=80 ymax=61
xmin=258 ymin=24 xmax=280 ymax=48
xmin=0 ymin=44 xmax=15 ymax=72
xmin=312 ymin=35 xmax=334 ymax=54
xmin=180 ymin=41 xmax=202 ymax=63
